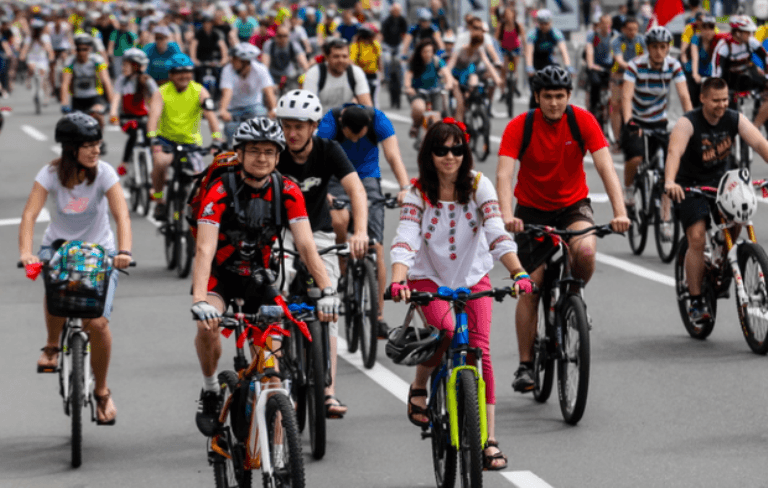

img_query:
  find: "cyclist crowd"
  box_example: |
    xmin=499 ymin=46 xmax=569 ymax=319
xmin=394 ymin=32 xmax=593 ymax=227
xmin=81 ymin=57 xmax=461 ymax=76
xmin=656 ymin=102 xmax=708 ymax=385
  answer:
xmin=12 ymin=0 xmax=768 ymax=483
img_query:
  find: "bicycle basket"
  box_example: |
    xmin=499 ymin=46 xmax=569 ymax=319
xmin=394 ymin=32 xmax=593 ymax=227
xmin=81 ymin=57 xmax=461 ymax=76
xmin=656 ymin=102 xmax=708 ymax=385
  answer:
xmin=43 ymin=241 xmax=111 ymax=318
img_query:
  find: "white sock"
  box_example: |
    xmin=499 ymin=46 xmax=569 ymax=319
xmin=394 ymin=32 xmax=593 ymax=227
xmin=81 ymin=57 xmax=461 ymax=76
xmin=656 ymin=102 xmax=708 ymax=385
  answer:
xmin=203 ymin=374 xmax=220 ymax=393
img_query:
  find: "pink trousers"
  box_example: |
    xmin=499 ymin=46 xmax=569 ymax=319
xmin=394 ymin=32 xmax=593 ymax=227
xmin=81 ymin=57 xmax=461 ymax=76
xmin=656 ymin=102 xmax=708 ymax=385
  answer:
xmin=407 ymin=275 xmax=496 ymax=405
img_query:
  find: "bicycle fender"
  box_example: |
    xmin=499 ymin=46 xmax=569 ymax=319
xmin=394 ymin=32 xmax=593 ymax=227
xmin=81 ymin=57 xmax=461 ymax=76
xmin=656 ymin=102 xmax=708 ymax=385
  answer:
xmin=446 ymin=365 xmax=488 ymax=449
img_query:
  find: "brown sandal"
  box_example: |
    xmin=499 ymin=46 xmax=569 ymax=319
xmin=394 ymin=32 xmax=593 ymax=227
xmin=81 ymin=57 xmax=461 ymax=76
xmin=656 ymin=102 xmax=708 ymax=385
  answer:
xmin=483 ymin=440 xmax=508 ymax=471
xmin=94 ymin=389 xmax=117 ymax=426
xmin=37 ymin=346 xmax=60 ymax=373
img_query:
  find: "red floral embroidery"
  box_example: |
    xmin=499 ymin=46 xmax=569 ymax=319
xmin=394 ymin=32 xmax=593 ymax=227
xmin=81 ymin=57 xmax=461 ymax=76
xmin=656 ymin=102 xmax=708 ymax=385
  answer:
xmin=449 ymin=204 xmax=455 ymax=211
xmin=431 ymin=218 xmax=438 ymax=224
xmin=449 ymin=237 xmax=455 ymax=243
xmin=450 ymin=253 xmax=457 ymax=260
xmin=466 ymin=212 xmax=472 ymax=219
xmin=425 ymin=232 xmax=432 ymax=239
xmin=450 ymin=221 xmax=456 ymax=228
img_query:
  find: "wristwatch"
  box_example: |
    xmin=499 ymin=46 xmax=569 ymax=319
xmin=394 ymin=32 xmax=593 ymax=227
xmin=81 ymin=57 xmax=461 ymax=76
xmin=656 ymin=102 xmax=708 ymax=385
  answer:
xmin=321 ymin=286 xmax=336 ymax=297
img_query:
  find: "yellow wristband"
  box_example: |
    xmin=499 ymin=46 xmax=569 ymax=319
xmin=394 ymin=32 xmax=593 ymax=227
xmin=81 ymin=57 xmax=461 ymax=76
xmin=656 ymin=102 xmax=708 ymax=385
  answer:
xmin=147 ymin=130 xmax=157 ymax=137
xmin=211 ymin=132 xmax=222 ymax=139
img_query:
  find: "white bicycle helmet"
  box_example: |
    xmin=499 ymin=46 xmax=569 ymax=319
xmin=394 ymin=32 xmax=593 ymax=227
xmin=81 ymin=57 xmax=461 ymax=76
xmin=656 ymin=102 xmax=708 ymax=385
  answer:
xmin=123 ymin=47 xmax=149 ymax=70
xmin=231 ymin=42 xmax=261 ymax=61
xmin=276 ymin=90 xmax=323 ymax=122
xmin=730 ymin=15 xmax=757 ymax=33
xmin=536 ymin=9 xmax=552 ymax=23
xmin=233 ymin=117 xmax=286 ymax=151
xmin=717 ymin=168 xmax=757 ymax=224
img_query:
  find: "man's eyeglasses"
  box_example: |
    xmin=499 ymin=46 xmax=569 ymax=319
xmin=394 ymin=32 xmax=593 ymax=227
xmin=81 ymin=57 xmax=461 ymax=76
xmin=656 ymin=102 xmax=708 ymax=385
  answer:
xmin=243 ymin=148 xmax=277 ymax=158
xmin=432 ymin=144 xmax=464 ymax=157
xmin=76 ymin=47 xmax=90 ymax=52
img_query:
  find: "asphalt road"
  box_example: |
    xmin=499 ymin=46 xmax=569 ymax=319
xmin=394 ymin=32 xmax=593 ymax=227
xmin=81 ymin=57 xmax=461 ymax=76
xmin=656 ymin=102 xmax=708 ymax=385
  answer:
xmin=2 ymin=80 xmax=768 ymax=488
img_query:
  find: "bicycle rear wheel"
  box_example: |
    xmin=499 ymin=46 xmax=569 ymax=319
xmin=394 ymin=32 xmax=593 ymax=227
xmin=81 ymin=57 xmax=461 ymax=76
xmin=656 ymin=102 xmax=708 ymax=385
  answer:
xmin=128 ymin=162 xmax=141 ymax=214
xmin=263 ymin=394 xmax=305 ymax=488
xmin=533 ymin=285 xmax=554 ymax=403
xmin=359 ymin=258 xmax=379 ymax=369
xmin=457 ymin=369 xmax=483 ymax=488
xmin=306 ymin=320 xmax=326 ymax=460
xmin=164 ymin=193 xmax=178 ymax=270
xmin=70 ymin=333 xmax=85 ymax=468
xmin=343 ymin=265 xmax=359 ymax=353
xmin=430 ymin=370 xmax=457 ymax=488
xmin=627 ymin=180 xmax=649 ymax=255
xmin=737 ymin=242 xmax=768 ymax=354
xmin=137 ymin=149 xmax=151 ymax=217
xmin=174 ymin=193 xmax=194 ymax=278
xmin=34 ymin=75 xmax=41 ymax=115
xmin=215 ymin=370 xmax=251 ymax=488
xmin=653 ymin=192 xmax=681 ymax=263
xmin=675 ymin=237 xmax=718 ymax=339
xmin=557 ymin=295 xmax=590 ymax=425
xmin=505 ymin=73 xmax=515 ymax=118
xmin=288 ymin=331 xmax=307 ymax=433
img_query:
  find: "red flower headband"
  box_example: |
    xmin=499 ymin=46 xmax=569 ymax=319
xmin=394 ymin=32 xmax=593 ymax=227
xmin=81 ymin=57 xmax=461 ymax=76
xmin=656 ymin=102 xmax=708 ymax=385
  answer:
xmin=442 ymin=117 xmax=470 ymax=143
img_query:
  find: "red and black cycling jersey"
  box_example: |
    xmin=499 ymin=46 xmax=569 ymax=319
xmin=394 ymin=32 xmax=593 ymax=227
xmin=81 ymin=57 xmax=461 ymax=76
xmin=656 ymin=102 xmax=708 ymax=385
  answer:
xmin=197 ymin=173 xmax=309 ymax=273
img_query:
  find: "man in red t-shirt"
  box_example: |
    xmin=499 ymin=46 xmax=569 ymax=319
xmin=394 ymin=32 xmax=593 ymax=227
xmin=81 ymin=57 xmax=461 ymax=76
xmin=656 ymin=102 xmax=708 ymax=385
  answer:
xmin=189 ymin=117 xmax=340 ymax=437
xmin=496 ymin=65 xmax=630 ymax=392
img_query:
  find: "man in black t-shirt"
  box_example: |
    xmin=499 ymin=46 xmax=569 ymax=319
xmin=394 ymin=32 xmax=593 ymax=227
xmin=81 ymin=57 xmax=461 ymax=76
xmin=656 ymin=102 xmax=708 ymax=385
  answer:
xmin=666 ymin=77 xmax=768 ymax=322
xmin=190 ymin=14 xmax=229 ymax=88
xmin=275 ymin=89 xmax=369 ymax=419
xmin=381 ymin=3 xmax=408 ymax=50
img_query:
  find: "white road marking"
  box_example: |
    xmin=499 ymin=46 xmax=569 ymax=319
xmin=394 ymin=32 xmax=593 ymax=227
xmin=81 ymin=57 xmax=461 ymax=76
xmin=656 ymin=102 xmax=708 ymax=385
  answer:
xmin=50 ymin=145 xmax=61 ymax=155
xmin=0 ymin=207 xmax=50 ymax=227
xmin=595 ymin=252 xmax=675 ymax=287
xmin=502 ymin=471 xmax=556 ymax=488
xmin=21 ymin=124 xmax=48 ymax=141
xmin=380 ymin=179 xmax=400 ymax=191
xmin=106 ymin=125 xmax=121 ymax=132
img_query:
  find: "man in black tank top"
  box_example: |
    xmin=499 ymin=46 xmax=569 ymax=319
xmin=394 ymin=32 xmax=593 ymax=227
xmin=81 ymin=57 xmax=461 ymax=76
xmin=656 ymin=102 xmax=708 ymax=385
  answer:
xmin=665 ymin=77 xmax=768 ymax=321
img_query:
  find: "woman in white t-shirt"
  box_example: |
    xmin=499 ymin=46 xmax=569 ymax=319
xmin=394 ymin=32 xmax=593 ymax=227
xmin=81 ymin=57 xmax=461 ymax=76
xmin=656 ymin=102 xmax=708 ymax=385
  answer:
xmin=388 ymin=120 xmax=532 ymax=471
xmin=18 ymin=113 xmax=132 ymax=426
xmin=19 ymin=20 xmax=54 ymax=99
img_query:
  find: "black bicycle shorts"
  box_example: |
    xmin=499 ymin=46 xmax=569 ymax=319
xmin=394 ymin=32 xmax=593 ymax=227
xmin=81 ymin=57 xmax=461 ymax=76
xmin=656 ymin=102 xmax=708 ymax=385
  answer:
xmin=677 ymin=183 xmax=720 ymax=231
xmin=72 ymin=96 xmax=106 ymax=113
xmin=622 ymin=121 xmax=668 ymax=162
xmin=206 ymin=269 xmax=279 ymax=314
xmin=514 ymin=198 xmax=595 ymax=271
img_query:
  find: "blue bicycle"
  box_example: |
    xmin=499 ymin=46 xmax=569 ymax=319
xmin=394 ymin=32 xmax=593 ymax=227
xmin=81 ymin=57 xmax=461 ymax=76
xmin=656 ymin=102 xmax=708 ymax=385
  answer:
xmin=385 ymin=285 xmax=519 ymax=488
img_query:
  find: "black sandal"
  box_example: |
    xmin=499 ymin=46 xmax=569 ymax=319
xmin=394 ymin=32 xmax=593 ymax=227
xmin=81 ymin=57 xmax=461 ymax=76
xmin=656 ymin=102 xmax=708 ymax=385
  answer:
xmin=407 ymin=386 xmax=429 ymax=428
xmin=483 ymin=440 xmax=508 ymax=471
xmin=94 ymin=389 xmax=117 ymax=426
xmin=324 ymin=395 xmax=347 ymax=419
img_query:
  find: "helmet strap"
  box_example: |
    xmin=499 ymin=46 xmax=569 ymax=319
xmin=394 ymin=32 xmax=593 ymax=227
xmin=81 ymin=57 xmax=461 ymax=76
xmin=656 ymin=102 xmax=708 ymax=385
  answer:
xmin=240 ymin=169 xmax=270 ymax=188
xmin=289 ymin=136 xmax=312 ymax=157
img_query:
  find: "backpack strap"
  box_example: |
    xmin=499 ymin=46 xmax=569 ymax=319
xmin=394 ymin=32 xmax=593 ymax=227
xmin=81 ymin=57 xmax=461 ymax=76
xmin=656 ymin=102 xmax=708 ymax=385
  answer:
xmin=318 ymin=63 xmax=328 ymax=92
xmin=346 ymin=64 xmax=357 ymax=95
xmin=564 ymin=105 xmax=585 ymax=155
xmin=517 ymin=109 xmax=536 ymax=161
xmin=225 ymin=170 xmax=241 ymax=216
xmin=331 ymin=106 xmax=344 ymax=142
xmin=271 ymin=171 xmax=283 ymax=228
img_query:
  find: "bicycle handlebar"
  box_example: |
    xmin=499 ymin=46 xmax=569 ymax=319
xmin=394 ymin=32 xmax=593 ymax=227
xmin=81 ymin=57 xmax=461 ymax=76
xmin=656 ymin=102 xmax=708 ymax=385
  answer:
xmin=521 ymin=223 xmax=619 ymax=239
xmin=217 ymin=306 xmax=316 ymax=330
xmin=384 ymin=285 xmax=538 ymax=303
xmin=280 ymin=242 xmax=353 ymax=258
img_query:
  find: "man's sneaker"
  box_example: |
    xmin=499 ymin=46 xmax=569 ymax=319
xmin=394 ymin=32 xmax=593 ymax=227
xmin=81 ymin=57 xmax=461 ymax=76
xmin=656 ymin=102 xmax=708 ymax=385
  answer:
xmin=153 ymin=202 xmax=167 ymax=222
xmin=660 ymin=222 xmax=673 ymax=242
xmin=624 ymin=187 xmax=635 ymax=208
xmin=512 ymin=364 xmax=535 ymax=393
xmin=196 ymin=389 xmax=222 ymax=436
xmin=377 ymin=319 xmax=390 ymax=339
xmin=688 ymin=302 xmax=712 ymax=324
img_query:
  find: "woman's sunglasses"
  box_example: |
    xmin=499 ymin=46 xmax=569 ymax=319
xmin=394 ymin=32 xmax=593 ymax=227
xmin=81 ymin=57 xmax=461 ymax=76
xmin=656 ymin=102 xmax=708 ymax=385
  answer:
xmin=432 ymin=144 xmax=464 ymax=157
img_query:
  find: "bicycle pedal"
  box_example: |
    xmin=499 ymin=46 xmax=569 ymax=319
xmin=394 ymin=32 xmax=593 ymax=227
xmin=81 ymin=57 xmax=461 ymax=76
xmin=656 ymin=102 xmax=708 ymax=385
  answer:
xmin=37 ymin=365 xmax=58 ymax=374
xmin=420 ymin=430 xmax=432 ymax=439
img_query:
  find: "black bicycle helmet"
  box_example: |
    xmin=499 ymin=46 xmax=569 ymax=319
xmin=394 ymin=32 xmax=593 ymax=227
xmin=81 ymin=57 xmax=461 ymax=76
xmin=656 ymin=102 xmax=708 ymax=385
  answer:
xmin=73 ymin=33 xmax=95 ymax=47
xmin=55 ymin=113 xmax=102 ymax=145
xmin=532 ymin=65 xmax=572 ymax=92
xmin=385 ymin=325 xmax=444 ymax=366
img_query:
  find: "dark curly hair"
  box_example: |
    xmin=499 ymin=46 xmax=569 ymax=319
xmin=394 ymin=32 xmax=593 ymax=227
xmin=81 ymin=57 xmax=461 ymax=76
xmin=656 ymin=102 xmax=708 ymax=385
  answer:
xmin=416 ymin=122 xmax=474 ymax=206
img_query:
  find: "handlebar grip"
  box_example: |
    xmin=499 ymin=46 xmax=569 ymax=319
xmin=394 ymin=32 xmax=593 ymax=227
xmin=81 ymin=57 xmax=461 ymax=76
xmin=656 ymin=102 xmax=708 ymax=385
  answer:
xmin=383 ymin=289 xmax=392 ymax=300
xmin=17 ymin=262 xmax=23 ymax=268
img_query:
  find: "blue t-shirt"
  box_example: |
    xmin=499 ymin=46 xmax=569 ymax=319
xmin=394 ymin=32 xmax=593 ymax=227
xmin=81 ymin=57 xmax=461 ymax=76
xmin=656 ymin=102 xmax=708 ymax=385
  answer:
xmin=316 ymin=106 xmax=396 ymax=179
xmin=413 ymin=57 xmax=444 ymax=89
xmin=691 ymin=34 xmax=713 ymax=76
xmin=235 ymin=16 xmax=258 ymax=40
xmin=586 ymin=30 xmax=613 ymax=67
xmin=336 ymin=22 xmax=360 ymax=43
xmin=143 ymin=42 xmax=182 ymax=82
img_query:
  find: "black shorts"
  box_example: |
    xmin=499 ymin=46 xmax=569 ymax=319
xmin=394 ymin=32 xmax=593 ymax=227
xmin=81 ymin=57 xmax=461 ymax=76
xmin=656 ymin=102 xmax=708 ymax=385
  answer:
xmin=622 ymin=121 xmax=667 ymax=162
xmin=677 ymin=185 xmax=719 ymax=231
xmin=72 ymin=96 xmax=106 ymax=113
xmin=514 ymin=198 xmax=595 ymax=271
xmin=206 ymin=269 xmax=278 ymax=314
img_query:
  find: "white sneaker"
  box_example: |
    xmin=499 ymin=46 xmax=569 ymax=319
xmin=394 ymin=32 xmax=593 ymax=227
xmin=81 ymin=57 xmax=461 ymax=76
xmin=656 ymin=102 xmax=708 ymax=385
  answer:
xmin=660 ymin=222 xmax=673 ymax=242
xmin=624 ymin=186 xmax=635 ymax=208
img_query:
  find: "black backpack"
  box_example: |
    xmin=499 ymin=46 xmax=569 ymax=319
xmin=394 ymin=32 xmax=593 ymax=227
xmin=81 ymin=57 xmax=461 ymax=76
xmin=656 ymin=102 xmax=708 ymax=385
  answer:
xmin=269 ymin=39 xmax=297 ymax=71
xmin=317 ymin=63 xmax=358 ymax=95
xmin=330 ymin=105 xmax=378 ymax=145
xmin=517 ymin=105 xmax=585 ymax=161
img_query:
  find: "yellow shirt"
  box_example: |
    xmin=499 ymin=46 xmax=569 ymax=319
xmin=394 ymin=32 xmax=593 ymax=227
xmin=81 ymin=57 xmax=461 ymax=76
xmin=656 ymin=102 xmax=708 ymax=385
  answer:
xmin=757 ymin=24 xmax=768 ymax=43
xmin=350 ymin=40 xmax=380 ymax=74
xmin=682 ymin=23 xmax=720 ymax=44
xmin=317 ymin=21 xmax=338 ymax=39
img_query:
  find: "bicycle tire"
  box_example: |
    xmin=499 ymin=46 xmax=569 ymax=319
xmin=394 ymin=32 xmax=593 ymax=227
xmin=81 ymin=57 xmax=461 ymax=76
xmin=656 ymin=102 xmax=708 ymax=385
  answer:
xmin=653 ymin=192 xmax=681 ymax=263
xmin=533 ymin=285 xmax=554 ymax=403
xmin=627 ymin=180 xmax=649 ymax=255
xmin=470 ymin=106 xmax=490 ymax=163
xmin=430 ymin=369 xmax=457 ymax=488
xmin=263 ymin=394 xmax=305 ymax=488
xmin=129 ymin=164 xmax=141 ymax=214
xmin=737 ymin=242 xmax=768 ymax=354
xmin=343 ymin=265 xmax=359 ymax=353
xmin=306 ymin=320 xmax=326 ymax=460
xmin=557 ymin=295 xmax=590 ymax=425
xmin=215 ymin=370 xmax=251 ymax=488
xmin=457 ymin=369 xmax=483 ymax=488
xmin=164 ymin=191 xmax=178 ymax=269
xmin=70 ymin=333 xmax=85 ymax=468
xmin=288 ymin=331 xmax=307 ymax=433
xmin=174 ymin=192 xmax=194 ymax=278
xmin=359 ymin=257 xmax=379 ymax=369
xmin=137 ymin=150 xmax=151 ymax=217
xmin=675 ymin=237 xmax=718 ymax=339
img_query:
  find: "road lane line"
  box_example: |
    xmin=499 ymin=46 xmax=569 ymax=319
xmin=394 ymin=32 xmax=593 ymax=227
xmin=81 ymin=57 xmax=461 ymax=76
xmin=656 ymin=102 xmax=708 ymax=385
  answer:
xmin=0 ymin=208 xmax=50 ymax=227
xmin=502 ymin=471 xmax=556 ymax=488
xmin=22 ymin=124 xmax=48 ymax=141
xmin=595 ymin=252 xmax=675 ymax=287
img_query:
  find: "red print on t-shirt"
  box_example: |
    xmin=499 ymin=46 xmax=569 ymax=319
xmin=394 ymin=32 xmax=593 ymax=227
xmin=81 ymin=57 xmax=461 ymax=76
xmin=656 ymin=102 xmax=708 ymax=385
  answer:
xmin=64 ymin=197 xmax=89 ymax=214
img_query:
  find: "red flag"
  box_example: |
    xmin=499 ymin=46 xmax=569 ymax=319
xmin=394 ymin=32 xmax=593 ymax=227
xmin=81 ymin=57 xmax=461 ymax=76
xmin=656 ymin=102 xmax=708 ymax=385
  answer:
xmin=651 ymin=0 xmax=685 ymax=27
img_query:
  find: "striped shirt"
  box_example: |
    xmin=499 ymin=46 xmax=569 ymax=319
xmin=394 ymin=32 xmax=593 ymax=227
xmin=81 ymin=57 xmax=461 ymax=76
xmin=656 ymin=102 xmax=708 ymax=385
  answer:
xmin=711 ymin=35 xmax=766 ymax=78
xmin=623 ymin=54 xmax=685 ymax=124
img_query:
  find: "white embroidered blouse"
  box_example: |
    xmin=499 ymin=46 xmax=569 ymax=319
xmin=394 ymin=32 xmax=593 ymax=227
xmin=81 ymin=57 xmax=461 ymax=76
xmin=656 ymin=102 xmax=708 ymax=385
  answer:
xmin=390 ymin=172 xmax=517 ymax=289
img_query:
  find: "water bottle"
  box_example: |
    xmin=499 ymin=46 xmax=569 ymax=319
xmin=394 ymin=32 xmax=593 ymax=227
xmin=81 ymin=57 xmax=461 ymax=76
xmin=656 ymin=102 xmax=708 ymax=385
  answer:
xmin=244 ymin=380 xmax=256 ymax=420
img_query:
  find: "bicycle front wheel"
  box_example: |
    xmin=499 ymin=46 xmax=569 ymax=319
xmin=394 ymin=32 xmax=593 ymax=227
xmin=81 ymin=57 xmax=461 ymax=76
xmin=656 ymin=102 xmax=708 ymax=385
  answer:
xmin=137 ymin=149 xmax=151 ymax=217
xmin=174 ymin=194 xmax=194 ymax=278
xmin=264 ymin=394 xmax=305 ymax=488
xmin=343 ymin=265 xmax=359 ymax=353
xmin=430 ymin=370 xmax=457 ymax=488
xmin=675 ymin=237 xmax=717 ymax=339
xmin=306 ymin=320 xmax=326 ymax=460
xmin=164 ymin=195 xmax=178 ymax=270
xmin=653 ymin=192 xmax=681 ymax=263
xmin=557 ymin=295 xmax=590 ymax=425
xmin=533 ymin=286 xmax=554 ymax=403
xmin=737 ymin=242 xmax=768 ymax=354
xmin=70 ymin=333 xmax=85 ymax=468
xmin=627 ymin=181 xmax=649 ymax=255
xmin=457 ymin=369 xmax=483 ymax=488
xmin=215 ymin=370 xmax=251 ymax=488
xmin=359 ymin=257 xmax=379 ymax=369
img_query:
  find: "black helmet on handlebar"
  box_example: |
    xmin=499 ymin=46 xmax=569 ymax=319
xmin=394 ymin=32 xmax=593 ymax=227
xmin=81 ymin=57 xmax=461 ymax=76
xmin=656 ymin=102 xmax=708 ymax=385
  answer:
xmin=385 ymin=325 xmax=444 ymax=366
